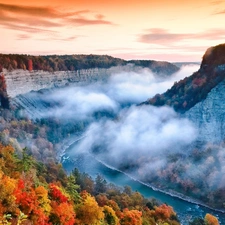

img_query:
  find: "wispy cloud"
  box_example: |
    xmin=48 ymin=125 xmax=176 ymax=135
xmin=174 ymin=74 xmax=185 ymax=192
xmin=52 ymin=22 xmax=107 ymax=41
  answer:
xmin=213 ymin=9 xmax=225 ymax=15
xmin=17 ymin=33 xmax=78 ymax=41
xmin=210 ymin=0 xmax=224 ymax=5
xmin=0 ymin=3 xmax=115 ymax=35
xmin=138 ymin=28 xmax=225 ymax=45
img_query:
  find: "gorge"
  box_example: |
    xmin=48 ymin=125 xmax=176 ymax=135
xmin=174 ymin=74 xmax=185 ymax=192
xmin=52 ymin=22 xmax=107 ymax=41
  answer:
xmin=0 ymin=46 xmax=225 ymax=224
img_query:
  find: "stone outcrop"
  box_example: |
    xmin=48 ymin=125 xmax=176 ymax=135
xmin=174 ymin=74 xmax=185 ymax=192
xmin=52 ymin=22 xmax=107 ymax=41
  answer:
xmin=142 ymin=43 xmax=225 ymax=144
xmin=185 ymin=79 xmax=225 ymax=143
xmin=3 ymin=67 xmax=111 ymax=98
xmin=3 ymin=63 xmax=178 ymax=98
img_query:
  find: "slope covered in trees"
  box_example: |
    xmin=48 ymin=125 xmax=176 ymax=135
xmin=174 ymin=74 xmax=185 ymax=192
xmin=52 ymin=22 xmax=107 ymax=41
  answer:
xmin=0 ymin=142 xmax=181 ymax=225
xmin=142 ymin=43 xmax=225 ymax=113
xmin=0 ymin=54 xmax=179 ymax=75
xmin=0 ymin=143 xmax=219 ymax=225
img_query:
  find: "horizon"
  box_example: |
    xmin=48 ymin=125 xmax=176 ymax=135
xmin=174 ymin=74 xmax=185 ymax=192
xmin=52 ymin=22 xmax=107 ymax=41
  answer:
xmin=0 ymin=52 xmax=202 ymax=63
xmin=1 ymin=0 xmax=225 ymax=62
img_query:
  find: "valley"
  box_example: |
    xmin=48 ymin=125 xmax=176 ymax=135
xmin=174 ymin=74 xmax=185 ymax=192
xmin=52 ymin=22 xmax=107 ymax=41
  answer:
xmin=0 ymin=45 xmax=225 ymax=224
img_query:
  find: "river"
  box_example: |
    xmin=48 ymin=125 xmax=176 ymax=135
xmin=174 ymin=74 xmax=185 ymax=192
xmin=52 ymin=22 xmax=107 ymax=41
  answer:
xmin=62 ymin=149 xmax=225 ymax=225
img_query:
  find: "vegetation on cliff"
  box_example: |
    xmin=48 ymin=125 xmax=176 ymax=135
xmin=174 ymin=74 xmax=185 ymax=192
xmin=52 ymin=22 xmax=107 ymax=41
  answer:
xmin=142 ymin=44 xmax=225 ymax=113
xmin=0 ymin=54 xmax=179 ymax=75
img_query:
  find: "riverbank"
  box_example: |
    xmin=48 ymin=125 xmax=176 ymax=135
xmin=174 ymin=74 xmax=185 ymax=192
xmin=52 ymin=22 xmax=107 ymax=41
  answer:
xmin=61 ymin=150 xmax=225 ymax=225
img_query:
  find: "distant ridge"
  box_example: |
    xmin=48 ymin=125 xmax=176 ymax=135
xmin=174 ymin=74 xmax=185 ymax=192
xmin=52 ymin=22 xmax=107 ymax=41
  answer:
xmin=0 ymin=54 xmax=179 ymax=76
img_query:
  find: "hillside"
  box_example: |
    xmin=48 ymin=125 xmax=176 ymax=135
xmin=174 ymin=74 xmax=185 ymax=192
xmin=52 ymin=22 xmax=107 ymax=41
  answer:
xmin=0 ymin=54 xmax=178 ymax=75
xmin=0 ymin=143 xmax=184 ymax=225
xmin=142 ymin=43 xmax=225 ymax=113
xmin=0 ymin=54 xmax=179 ymax=99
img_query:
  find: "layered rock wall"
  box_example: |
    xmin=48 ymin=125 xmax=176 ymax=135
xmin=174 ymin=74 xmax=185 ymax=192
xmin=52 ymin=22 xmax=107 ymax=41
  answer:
xmin=4 ymin=65 xmax=151 ymax=98
xmin=185 ymin=79 xmax=225 ymax=143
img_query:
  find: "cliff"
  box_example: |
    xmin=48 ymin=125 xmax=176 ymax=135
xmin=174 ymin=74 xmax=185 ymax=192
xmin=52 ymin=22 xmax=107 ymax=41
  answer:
xmin=0 ymin=54 xmax=179 ymax=99
xmin=143 ymin=43 xmax=225 ymax=143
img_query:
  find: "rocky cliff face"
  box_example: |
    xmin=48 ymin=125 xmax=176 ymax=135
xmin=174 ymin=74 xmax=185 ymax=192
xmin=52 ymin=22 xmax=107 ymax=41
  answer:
xmin=3 ymin=67 xmax=113 ymax=98
xmin=143 ymin=43 xmax=225 ymax=144
xmin=3 ymin=63 xmax=178 ymax=98
xmin=185 ymin=79 xmax=225 ymax=143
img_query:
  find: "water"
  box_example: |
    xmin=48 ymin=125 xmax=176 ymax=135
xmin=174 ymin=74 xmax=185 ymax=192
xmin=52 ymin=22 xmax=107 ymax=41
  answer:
xmin=62 ymin=151 xmax=225 ymax=225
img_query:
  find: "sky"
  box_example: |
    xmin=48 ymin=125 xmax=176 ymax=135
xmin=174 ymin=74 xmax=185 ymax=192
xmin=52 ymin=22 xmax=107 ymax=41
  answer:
xmin=1 ymin=0 xmax=225 ymax=62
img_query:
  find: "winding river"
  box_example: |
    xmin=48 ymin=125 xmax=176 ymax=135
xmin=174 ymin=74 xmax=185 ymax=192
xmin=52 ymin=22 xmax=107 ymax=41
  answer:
xmin=62 ymin=147 xmax=225 ymax=225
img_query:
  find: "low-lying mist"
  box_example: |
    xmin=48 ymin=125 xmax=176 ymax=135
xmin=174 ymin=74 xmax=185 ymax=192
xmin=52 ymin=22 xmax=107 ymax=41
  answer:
xmin=74 ymin=105 xmax=197 ymax=170
xmin=42 ymin=64 xmax=199 ymax=120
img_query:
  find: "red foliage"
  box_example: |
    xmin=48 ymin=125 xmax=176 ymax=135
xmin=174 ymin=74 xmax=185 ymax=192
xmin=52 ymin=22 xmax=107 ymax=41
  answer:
xmin=49 ymin=184 xmax=68 ymax=203
xmin=28 ymin=59 xmax=33 ymax=71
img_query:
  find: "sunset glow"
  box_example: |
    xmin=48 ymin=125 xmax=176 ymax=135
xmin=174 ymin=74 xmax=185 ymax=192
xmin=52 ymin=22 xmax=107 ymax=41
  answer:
xmin=1 ymin=0 xmax=225 ymax=61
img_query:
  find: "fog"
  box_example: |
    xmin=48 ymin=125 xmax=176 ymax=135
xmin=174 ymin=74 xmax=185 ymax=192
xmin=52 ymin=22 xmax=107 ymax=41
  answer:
xmin=74 ymin=105 xmax=197 ymax=171
xmin=43 ymin=64 xmax=199 ymax=120
xmin=47 ymin=64 xmax=199 ymax=181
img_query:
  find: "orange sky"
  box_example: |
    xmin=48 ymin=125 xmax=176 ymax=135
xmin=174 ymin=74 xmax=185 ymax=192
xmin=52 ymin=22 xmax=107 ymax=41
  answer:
xmin=0 ymin=0 xmax=225 ymax=62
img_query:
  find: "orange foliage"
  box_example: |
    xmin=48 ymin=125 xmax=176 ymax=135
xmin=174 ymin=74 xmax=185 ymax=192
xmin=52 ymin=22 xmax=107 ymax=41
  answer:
xmin=120 ymin=208 xmax=142 ymax=225
xmin=51 ymin=202 xmax=76 ymax=225
xmin=154 ymin=204 xmax=176 ymax=221
xmin=205 ymin=213 xmax=219 ymax=225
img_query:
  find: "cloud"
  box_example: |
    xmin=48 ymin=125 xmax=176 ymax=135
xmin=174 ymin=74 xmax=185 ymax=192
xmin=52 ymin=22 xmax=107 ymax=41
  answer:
xmin=17 ymin=33 xmax=78 ymax=41
xmin=0 ymin=3 xmax=114 ymax=35
xmin=138 ymin=28 xmax=225 ymax=45
xmin=213 ymin=9 xmax=225 ymax=15
xmin=210 ymin=0 xmax=224 ymax=5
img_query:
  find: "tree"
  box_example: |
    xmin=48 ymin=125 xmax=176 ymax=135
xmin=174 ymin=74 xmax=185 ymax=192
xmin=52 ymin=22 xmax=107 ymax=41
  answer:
xmin=66 ymin=174 xmax=80 ymax=203
xmin=17 ymin=148 xmax=36 ymax=172
xmin=94 ymin=174 xmax=107 ymax=194
xmin=0 ymin=74 xmax=9 ymax=108
xmin=28 ymin=59 xmax=33 ymax=71
xmin=50 ymin=202 xmax=76 ymax=225
xmin=120 ymin=208 xmax=142 ymax=225
xmin=49 ymin=183 xmax=68 ymax=203
xmin=75 ymin=191 xmax=104 ymax=225
xmin=204 ymin=213 xmax=219 ymax=225
xmin=103 ymin=205 xmax=119 ymax=225
xmin=35 ymin=186 xmax=51 ymax=215
xmin=154 ymin=204 xmax=176 ymax=221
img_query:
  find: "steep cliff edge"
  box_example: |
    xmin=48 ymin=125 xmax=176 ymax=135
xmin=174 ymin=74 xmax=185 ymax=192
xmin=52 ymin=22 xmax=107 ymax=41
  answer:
xmin=142 ymin=43 xmax=225 ymax=113
xmin=142 ymin=43 xmax=225 ymax=143
xmin=0 ymin=54 xmax=179 ymax=98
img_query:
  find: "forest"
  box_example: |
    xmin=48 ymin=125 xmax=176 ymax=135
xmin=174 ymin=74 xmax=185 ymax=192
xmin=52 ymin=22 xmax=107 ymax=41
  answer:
xmin=0 ymin=143 xmax=219 ymax=225
xmin=0 ymin=54 xmax=178 ymax=76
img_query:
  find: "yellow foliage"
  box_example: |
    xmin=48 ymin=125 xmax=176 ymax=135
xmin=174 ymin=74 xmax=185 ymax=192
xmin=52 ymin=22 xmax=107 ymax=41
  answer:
xmin=76 ymin=191 xmax=104 ymax=225
xmin=103 ymin=205 xmax=119 ymax=225
xmin=35 ymin=186 xmax=51 ymax=215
